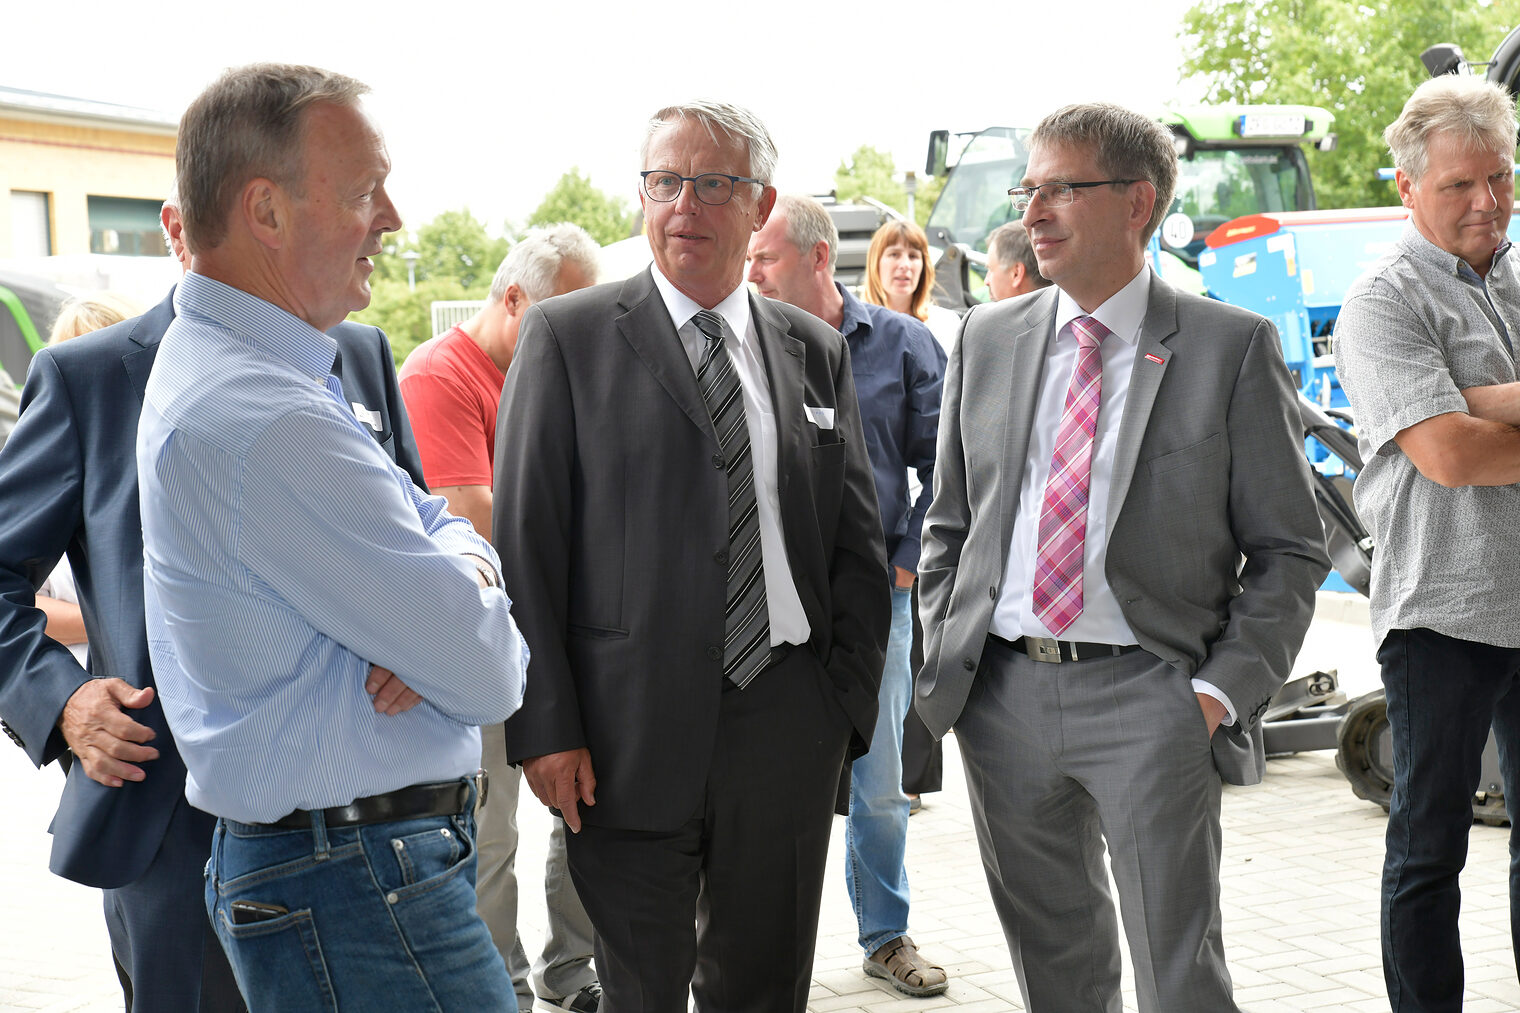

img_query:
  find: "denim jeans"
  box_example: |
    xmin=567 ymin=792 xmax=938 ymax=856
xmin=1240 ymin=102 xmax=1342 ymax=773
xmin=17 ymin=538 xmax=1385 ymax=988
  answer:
xmin=845 ymin=585 xmax=913 ymax=953
xmin=1380 ymin=628 xmax=1520 ymax=1013
xmin=205 ymin=780 xmax=516 ymax=1012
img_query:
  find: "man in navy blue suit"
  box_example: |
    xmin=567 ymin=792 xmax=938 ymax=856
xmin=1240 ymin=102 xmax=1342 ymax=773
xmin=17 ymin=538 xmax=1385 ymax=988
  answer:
xmin=0 ymin=198 xmax=425 ymax=1012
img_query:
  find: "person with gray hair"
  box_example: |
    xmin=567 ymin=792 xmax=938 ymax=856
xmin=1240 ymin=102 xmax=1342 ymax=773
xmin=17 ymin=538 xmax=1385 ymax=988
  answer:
xmin=496 ymin=101 xmax=889 ymax=1011
xmin=1333 ymin=73 xmax=1520 ymax=1013
xmin=399 ymin=224 xmax=600 ymax=1012
xmin=138 ymin=63 xmax=526 ymax=1010
xmin=984 ymin=220 xmax=1049 ymax=301
xmin=918 ymin=100 xmax=1327 ymax=1012
xmin=748 ymin=194 xmax=948 ymax=996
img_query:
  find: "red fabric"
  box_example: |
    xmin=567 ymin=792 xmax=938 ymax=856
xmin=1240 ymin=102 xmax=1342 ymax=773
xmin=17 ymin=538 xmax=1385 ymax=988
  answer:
xmin=398 ymin=326 xmax=505 ymax=489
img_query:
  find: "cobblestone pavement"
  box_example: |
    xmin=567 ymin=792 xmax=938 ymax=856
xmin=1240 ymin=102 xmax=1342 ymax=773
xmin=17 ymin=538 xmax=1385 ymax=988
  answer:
xmin=5 ymin=595 xmax=1518 ymax=1011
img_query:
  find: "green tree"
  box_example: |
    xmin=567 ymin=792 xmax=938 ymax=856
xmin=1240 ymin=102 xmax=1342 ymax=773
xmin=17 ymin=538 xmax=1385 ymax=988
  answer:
xmin=834 ymin=145 xmax=945 ymax=228
xmin=354 ymin=275 xmax=475 ymax=370
xmin=357 ymin=207 xmax=510 ymax=366
xmin=1180 ymin=1 xmax=1520 ymax=209
xmin=528 ymin=168 xmax=634 ymax=246
xmin=835 ymin=145 xmax=907 ymax=213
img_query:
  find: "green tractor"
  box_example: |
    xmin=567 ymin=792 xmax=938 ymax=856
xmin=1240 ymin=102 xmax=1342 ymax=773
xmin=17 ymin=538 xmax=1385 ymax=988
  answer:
xmin=920 ymin=104 xmax=1338 ymax=303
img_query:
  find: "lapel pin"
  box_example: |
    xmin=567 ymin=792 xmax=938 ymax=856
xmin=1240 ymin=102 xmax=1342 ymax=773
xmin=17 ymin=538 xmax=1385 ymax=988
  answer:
xmin=1144 ymin=353 xmax=1165 ymax=365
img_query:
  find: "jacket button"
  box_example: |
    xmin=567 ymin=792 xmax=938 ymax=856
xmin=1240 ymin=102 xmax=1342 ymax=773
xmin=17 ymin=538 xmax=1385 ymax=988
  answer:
xmin=714 ymin=549 xmax=728 ymax=566
xmin=963 ymin=658 xmax=975 ymax=671
xmin=707 ymin=646 xmax=722 ymax=661
xmin=712 ymin=454 xmax=725 ymax=470
xmin=989 ymin=586 xmax=997 ymax=599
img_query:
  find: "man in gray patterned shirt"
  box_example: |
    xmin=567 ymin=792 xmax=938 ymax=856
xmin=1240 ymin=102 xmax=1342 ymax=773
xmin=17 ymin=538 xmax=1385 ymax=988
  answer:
xmin=1334 ymin=74 xmax=1520 ymax=1013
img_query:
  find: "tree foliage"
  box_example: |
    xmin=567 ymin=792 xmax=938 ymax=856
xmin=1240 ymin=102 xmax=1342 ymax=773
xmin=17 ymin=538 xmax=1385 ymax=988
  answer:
xmin=834 ymin=144 xmax=945 ymax=228
xmin=528 ymin=168 xmax=635 ymax=247
xmin=354 ymin=276 xmax=475 ymax=369
xmin=356 ymin=207 xmax=508 ymax=367
xmin=1180 ymin=0 xmax=1520 ymax=209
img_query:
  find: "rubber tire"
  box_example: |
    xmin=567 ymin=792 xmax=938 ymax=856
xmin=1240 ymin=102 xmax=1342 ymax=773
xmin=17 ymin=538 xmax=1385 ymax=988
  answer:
xmin=1336 ymin=690 xmax=1394 ymax=812
xmin=1335 ymin=689 xmax=1511 ymax=826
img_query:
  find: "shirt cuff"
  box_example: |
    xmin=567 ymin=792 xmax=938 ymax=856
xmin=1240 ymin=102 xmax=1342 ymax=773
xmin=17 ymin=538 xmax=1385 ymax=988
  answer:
xmin=1191 ymin=679 xmax=1237 ymax=727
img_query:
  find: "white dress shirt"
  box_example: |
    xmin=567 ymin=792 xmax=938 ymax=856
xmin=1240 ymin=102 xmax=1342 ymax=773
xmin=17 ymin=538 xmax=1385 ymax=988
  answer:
xmin=650 ymin=269 xmax=811 ymax=647
xmin=989 ymin=266 xmax=1235 ymax=721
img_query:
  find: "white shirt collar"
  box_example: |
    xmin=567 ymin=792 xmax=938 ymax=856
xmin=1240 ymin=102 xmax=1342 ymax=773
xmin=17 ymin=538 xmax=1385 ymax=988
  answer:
xmin=649 ymin=265 xmax=753 ymax=342
xmin=1053 ymin=266 xmax=1150 ymax=345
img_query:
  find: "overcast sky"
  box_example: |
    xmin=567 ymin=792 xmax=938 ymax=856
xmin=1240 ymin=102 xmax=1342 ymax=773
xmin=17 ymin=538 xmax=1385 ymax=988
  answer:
xmin=7 ymin=0 xmax=1206 ymax=236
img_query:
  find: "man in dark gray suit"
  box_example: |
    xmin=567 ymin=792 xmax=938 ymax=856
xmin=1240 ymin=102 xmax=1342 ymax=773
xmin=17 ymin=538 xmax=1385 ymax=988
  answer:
xmin=916 ymin=102 xmax=1329 ymax=1013
xmin=493 ymin=100 xmax=890 ymax=1013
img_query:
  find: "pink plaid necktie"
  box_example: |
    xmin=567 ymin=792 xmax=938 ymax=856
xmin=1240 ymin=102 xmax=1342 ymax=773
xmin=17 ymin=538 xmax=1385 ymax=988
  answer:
xmin=1032 ymin=315 xmax=1109 ymax=636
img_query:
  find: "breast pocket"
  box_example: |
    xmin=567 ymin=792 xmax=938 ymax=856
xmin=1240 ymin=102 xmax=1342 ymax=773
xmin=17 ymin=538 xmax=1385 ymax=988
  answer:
xmin=1146 ymin=431 xmax=1226 ymax=477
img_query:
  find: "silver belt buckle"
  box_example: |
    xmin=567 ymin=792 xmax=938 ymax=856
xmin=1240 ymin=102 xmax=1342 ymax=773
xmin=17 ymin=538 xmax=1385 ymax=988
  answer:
xmin=1025 ymin=636 xmax=1063 ymax=663
xmin=473 ymin=767 xmax=490 ymax=807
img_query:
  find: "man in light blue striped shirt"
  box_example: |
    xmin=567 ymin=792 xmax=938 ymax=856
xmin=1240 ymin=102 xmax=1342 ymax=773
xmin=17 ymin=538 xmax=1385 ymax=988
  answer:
xmin=137 ymin=64 xmax=525 ymax=1012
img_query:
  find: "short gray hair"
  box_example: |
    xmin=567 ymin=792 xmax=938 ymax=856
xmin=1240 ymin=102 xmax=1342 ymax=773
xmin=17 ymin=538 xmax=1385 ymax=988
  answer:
xmin=1386 ymin=74 xmax=1518 ymax=182
xmin=641 ymin=100 xmax=778 ymax=186
xmin=488 ymin=223 xmax=601 ymax=304
xmin=987 ymin=220 xmax=1048 ymax=288
xmin=1029 ymin=102 xmax=1178 ymax=241
xmin=176 ymin=63 xmax=368 ymax=251
xmin=776 ymin=194 xmax=838 ymax=273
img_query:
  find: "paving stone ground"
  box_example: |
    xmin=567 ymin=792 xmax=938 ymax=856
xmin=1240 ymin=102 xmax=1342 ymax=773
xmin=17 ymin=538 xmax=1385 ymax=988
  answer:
xmin=5 ymin=594 xmax=1518 ymax=1011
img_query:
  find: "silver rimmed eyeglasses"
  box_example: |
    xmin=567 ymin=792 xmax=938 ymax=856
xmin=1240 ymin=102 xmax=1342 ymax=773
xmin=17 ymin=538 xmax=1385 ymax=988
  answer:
xmin=1007 ymin=179 xmax=1140 ymax=213
xmin=641 ymin=170 xmax=764 ymax=206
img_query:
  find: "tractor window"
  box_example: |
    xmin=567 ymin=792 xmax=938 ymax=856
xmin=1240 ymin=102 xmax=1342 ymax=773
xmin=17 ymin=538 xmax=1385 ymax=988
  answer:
xmin=924 ymin=128 xmax=1031 ymax=254
xmin=1162 ymin=147 xmax=1311 ymax=266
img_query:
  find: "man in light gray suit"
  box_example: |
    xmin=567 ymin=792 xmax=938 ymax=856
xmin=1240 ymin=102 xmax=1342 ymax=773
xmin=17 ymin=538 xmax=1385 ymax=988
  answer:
xmin=916 ymin=102 xmax=1329 ymax=1013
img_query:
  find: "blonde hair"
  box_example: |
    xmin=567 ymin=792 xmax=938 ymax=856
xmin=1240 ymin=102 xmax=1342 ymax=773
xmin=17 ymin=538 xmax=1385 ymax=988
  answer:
xmin=863 ymin=220 xmax=935 ymax=322
xmin=49 ymin=292 xmax=142 ymax=345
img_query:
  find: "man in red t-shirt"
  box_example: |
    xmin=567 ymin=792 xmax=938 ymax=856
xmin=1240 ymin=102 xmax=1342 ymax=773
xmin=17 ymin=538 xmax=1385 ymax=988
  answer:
xmin=400 ymin=223 xmax=600 ymax=1012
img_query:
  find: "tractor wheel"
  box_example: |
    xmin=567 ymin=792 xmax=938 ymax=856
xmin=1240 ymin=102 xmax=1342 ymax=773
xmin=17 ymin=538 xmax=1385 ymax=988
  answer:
xmin=1336 ymin=690 xmax=1394 ymax=811
xmin=1335 ymin=689 xmax=1512 ymax=826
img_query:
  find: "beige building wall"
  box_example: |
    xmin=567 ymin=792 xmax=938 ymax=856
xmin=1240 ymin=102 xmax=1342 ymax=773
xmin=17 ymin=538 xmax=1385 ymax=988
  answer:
xmin=0 ymin=114 xmax=176 ymax=257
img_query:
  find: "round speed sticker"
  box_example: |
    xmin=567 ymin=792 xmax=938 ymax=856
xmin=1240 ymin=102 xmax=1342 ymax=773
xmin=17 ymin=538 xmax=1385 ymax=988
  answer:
xmin=1161 ymin=212 xmax=1195 ymax=249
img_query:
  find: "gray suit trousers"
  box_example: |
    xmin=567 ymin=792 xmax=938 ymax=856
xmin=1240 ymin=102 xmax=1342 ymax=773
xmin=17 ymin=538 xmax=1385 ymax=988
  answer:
xmin=477 ymin=722 xmax=598 ymax=1004
xmin=956 ymin=637 xmax=1240 ymax=1013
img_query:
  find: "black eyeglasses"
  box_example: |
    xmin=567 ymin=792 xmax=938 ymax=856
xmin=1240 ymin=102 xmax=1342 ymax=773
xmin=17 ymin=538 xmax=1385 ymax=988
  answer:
xmin=641 ymin=170 xmax=764 ymax=206
xmin=1007 ymin=179 xmax=1140 ymax=212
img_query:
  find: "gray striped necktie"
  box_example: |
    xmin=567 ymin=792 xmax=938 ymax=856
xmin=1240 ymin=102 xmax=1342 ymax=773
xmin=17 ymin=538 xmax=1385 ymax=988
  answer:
xmin=692 ymin=309 xmax=771 ymax=688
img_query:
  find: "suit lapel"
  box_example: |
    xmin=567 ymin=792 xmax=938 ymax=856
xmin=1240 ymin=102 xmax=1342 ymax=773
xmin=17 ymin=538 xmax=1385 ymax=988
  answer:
xmin=1106 ymin=274 xmax=1178 ymax=518
xmin=751 ymin=294 xmax=805 ymax=500
xmin=121 ymin=291 xmax=175 ymax=406
xmin=615 ymin=269 xmax=716 ymax=444
xmin=999 ymin=290 xmax=1058 ymax=552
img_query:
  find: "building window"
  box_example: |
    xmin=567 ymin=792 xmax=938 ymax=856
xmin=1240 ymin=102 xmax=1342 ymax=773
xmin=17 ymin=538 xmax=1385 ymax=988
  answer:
xmin=10 ymin=191 xmax=52 ymax=257
xmin=87 ymin=196 xmax=168 ymax=256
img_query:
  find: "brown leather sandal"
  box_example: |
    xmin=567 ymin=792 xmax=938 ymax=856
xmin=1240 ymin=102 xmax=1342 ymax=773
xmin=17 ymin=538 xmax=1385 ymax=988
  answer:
xmin=864 ymin=934 xmax=949 ymax=997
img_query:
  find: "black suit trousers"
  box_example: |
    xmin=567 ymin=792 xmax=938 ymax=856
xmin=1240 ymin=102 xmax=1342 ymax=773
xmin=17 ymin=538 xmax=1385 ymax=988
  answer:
xmin=564 ymin=647 xmax=850 ymax=1013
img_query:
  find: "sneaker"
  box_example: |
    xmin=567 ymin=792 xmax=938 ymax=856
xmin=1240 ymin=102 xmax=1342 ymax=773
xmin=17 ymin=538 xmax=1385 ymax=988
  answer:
xmin=535 ymin=982 xmax=602 ymax=1012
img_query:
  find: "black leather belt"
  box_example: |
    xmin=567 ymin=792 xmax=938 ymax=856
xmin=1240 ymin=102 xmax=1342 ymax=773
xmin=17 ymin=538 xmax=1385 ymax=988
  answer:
xmin=268 ymin=773 xmax=481 ymax=830
xmin=988 ymin=632 xmax=1142 ymax=664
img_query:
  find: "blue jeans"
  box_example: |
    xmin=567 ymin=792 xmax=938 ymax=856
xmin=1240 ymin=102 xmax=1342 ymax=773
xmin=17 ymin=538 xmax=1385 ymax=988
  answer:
xmin=1380 ymin=628 xmax=1520 ymax=1013
xmin=206 ymin=780 xmax=516 ymax=1013
xmin=845 ymin=585 xmax=913 ymax=953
